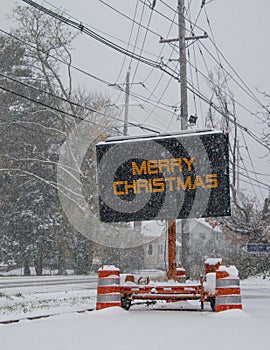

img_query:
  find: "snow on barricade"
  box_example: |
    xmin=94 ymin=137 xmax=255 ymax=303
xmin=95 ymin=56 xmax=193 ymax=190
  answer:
xmin=205 ymin=258 xmax=222 ymax=265
xmin=99 ymin=265 xmax=120 ymax=271
xmin=204 ymin=272 xmax=216 ymax=294
xmin=218 ymin=265 xmax=239 ymax=278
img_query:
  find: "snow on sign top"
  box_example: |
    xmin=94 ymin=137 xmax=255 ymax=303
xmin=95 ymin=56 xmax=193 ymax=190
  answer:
xmin=96 ymin=130 xmax=230 ymax=223
xmin=100 ymin=129 xmax=222 ymax=144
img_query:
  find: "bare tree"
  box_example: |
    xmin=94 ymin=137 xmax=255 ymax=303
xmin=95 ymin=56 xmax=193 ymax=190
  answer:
xmin=0 ymin=5 xmax=116 ymax=275
xmin=207 ymin=69 xmax=238 ymax=189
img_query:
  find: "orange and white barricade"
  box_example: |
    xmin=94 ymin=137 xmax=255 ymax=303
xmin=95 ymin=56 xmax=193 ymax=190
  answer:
xmin=176 ymin=266 xmax=186 ymax=283
xmin=96 ymin=265 xmax=121 ymax=310
xmin=215 ymin=265 xmax=242 ymax=312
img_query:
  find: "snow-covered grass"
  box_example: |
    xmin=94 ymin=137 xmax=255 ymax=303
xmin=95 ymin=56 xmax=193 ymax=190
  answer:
xmin=0 ymin=267 xmax=75 ymax=276
xmin=0 ymin=274 xmax=97 ymax=321
xmin=0 ymin=275 xmax=270 ymax=350
xmin=0 ymin=289 xmax=96 ymax=322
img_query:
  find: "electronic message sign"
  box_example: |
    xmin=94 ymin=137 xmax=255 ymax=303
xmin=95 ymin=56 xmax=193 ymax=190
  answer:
xmin=96 ymin=130 xmax=230 ymax=222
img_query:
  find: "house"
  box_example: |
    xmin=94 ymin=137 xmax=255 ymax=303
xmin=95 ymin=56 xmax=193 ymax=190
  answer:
xmin=142 ymin=230 xmax=181 ymax=270
xmin=141 ymin=218 xmax=221 ymax=270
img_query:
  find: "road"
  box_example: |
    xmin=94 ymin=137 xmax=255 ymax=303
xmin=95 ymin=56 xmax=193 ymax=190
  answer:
xmin=0 ymin=275 xmax=98 ymax=294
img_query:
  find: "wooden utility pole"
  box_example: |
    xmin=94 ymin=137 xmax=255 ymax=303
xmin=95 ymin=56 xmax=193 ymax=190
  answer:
xmin=178 ymin=0 xmax=188 ymax=131
xmin=123 ymin=68 xmax=142 ymax=232
xmin=124 ymin=68 xmax=130 ymax=136
xmin=162 ymin=1 xmax=207 ymax=279
xmin=167 ymin=0 xmax=188 ymax=280
xmin=178 ymin=0 xmax=190 ymax=278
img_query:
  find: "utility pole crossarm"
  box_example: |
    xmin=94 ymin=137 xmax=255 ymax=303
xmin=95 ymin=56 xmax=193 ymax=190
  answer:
xmin=159 ymin=34 xmax=208 ymax=44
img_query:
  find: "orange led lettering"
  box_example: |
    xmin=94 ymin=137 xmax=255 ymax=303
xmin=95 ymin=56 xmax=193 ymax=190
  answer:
xmin=147 ymin=160 xmax=159 ymax=174
xmin=176 ymin=176 xmax=192 ymax=190
xmin=170 ymin=158 xmax=183 ymax=173
xmin=183 ymin=157 xmax=195 ymax=171
xmin=153 ymin=178 xmax=165 ymax=192
xmin=124 ymin=181 xmax=137 ymax=194
xmin=165 ymin=177 xmax=176 ymax=191
xmin=158 ymin=159 xmax=170 ymax=174
xmin=113 ymin=181 xmax=125 ymax=196
xmin=192 ymin=175 xmax=206 ymax=189
xmin=205 ymin=174 xmax=218 ymax=188
xmin=136 ymin=179 xmax=150 ymax=194
xmin=132 ymin=161 xmax=147 ymax=175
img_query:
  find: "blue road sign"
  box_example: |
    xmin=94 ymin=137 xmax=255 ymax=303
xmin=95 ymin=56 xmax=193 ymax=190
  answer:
xmin=247 ymin=243 xmax=270 ymax=253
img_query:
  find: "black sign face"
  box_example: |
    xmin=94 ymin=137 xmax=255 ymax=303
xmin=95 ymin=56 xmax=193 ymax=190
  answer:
xmin=96 ymin=130 xmax=230 ymax=222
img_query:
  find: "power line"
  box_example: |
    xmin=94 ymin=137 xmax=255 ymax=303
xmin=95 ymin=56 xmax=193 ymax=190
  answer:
xmin=0 ymin=28 xmax=178 ymax=116
xmin=15 ymin=2 xmax=270 ymax=151
xmin=113 ymin=1 xmax=140 ymax=105
xmin=240 ymin=129 xmax=265 ymax=200
xmin=235 ymin=170 xmax=269 ymax=191
xmin=0 ymin=72 xmax=94 ymax=113
xmin=160 ymin=36 xmax=268 ymax=146
xmin=22 ymin=0 xmax=166 ymax=71
xmin=237 ymin=177 xmax=268 ymax=192
xmin=97 ymin=0 xmax=162 ymax=38
xmin=130 ymin=1 xmax=154 ymax=86
xmin=186 ymin=80 xmax=270 ymax=151
xmin=202 ymin=8 xmax=270 ymax=115
xmin=0 ymin=80 xmax=161 ymax=135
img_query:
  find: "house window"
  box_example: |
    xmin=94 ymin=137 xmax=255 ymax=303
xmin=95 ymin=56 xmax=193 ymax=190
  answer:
xmin=148 ymin=244 xmax=153 ymax=255
xmin=158 ymin=245 xmax=164 ymax=255
xmin=200 ymin=232 xmax=206 ymax=240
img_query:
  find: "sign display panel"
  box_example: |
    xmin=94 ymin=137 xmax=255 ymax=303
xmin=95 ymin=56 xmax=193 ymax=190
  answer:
xmin=96 ymin=130 xmax=230 ymax=222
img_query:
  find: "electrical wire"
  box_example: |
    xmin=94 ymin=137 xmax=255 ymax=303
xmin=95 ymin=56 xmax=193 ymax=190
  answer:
xmin=0 ymin=79 xmax=162 ymax=135
xmin=113 ymin=0 xmax=139 ymax=105
xmin=240 ymin=129 xmax=265 ymax=199
xmin=15 ymin=1 xmax=270 ymax=151
xmin=202 ymin=7 xmax=270 ymax=115
xmin=20 ymin=0 xmax=187 ymax=130
xmin=2 ymin=0 xmax=268 ymax=203
xmin=0 ymin=29 xmax=178 ymax=115
xmin=130 ymin=1 xmax=153 ymax=86
xmin=21 ymin=0 xmax=166 ymax=71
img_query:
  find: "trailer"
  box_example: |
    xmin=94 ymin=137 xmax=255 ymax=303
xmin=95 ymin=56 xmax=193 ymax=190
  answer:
xmin=120 ymin=267 xmax=215 ymax=311
xmin=120 ymin=275 xmax=215 ymax=311
xmin=95 ymin=258 xmax=242 ymax=313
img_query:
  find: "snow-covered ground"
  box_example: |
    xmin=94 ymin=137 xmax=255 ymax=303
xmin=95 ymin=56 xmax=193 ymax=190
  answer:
xmin=0 ymin=276 xmax=270 ymax=350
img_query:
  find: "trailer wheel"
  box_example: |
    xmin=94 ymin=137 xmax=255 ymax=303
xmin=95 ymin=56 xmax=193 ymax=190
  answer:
xmin=209 ymin=297 xmax=215 ymax=312
xmin=121 ymin=296 xmax=131 ymax=310
xmin=200 ymin=301 xmax=204 ymax=311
